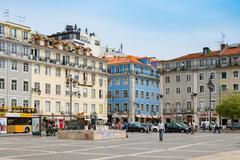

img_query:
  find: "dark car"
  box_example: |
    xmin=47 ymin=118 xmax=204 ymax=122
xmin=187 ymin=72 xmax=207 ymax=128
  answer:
xmin=127 ymin=123 xmax=147 ymax=133
xmin=165 ymin=122 xmax=189 ymax=133
xmin=226 ymin=122 xmax=240 ymax=130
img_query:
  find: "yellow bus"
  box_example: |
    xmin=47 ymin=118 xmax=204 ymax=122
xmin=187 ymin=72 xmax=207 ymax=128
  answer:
xmin=0 ymin=106 xmax=36 ymax=133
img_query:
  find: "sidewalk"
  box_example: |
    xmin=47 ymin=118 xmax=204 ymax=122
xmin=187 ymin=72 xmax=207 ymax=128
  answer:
xmin=190 ymin=150 xmax=240 ymax=160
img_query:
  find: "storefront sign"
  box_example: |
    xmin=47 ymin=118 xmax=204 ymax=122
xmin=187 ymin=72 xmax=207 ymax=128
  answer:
xmin=0 ymin=118 xmax=7 ymax=134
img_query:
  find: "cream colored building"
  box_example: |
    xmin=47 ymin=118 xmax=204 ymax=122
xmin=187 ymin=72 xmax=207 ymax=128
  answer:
xmin=160 ymin=45 xmax=240 ymax=126
xmin=0 ymin=21 xmax=108 ymax=121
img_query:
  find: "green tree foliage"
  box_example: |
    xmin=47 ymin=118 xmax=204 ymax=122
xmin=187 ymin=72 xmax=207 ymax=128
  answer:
xmin=216 ymin=94 xmax=240 ymax=121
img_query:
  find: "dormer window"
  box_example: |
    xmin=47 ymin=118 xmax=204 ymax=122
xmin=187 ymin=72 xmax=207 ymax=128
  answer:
xmin=23 ymin=32 xmax=28 ymax=40
xmin=49 ymin=41 xmax=53 ymax=46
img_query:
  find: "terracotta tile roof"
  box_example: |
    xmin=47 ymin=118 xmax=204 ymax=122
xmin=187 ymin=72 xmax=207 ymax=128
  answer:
xmin=166 ymin=51 xmax=220 ymax=62
xmin=106 ymin=55 xmax=143 ymax=65
xmin=221 ymin=47 xmax=240 ymax=56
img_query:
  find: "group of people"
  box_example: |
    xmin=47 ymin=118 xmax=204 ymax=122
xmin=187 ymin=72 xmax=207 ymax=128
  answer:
xmin=201 ymin=120 xmax=221 ymax=134
xmin=46 ymin=123 xmax=58 ymax=136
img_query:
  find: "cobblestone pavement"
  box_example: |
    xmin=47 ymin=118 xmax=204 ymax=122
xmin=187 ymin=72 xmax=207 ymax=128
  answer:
xmin=0 ymin=132 xmax=239 ymax=160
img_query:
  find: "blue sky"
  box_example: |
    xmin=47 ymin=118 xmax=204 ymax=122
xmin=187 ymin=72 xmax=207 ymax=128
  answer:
xmin=0 ymin=0 xmax=240 ymax=59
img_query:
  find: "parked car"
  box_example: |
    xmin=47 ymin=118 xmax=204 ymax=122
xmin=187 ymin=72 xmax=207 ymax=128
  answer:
xmin=165 ymin=122 xmax=189 ymax=133
xmin=127 ymin=123 xmax=147 ymax=133
xmin=226 ymin=122 xmax=240 ymax=130
xmin=178 ymin=122 xmax=191 ymax=132
xmin=201 ymin=121 xmax=217 ymax=130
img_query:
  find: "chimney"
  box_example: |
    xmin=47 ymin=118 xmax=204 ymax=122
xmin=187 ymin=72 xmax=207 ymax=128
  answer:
xmin=221 ymin=43 xmax=227 ymax=50
xmin=203 ymin=47 xmax=210 ymax=54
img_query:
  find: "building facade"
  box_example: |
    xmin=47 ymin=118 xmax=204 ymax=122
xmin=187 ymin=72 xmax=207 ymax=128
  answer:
xmin=106 ymin=56 xmax=161 ymax=123
xmin=49 ymin=25 xmax=101 ymax=57
xmin=160 ymin=45 xmax=240 ymax=126
xmin=0 ymin=21 xmax=32 ymax=108
xmin=0 ymin=21 xmax=108 ymax=122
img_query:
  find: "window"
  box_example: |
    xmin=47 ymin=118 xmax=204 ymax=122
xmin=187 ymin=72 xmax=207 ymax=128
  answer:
xmin=115 ymin=78 xmax=120 ymax=85
xmin=92 ymin=61 xmax=96 ymax=69
xmin=34 ymin=64 xmax=40 ymax=74
xmin=23 ymin=63 xmax=29 ymax=72
xmin=233 ymin=84 xmax=239 ymax=91
xmin=123 ymin=90 xmax=128 ymax=98
xmin=221 ymin=85 xmax=227 ymax=91
xmin=151 ymin=105 xmax=154 ymax=112
xmin=45 ymin=66 xmax=51 ymax=75
xmin=135 ymin=90 xmax=138 ymax=98
xmin=23 ymin=31 xmax=28 ymax=40
xmin=23 ymin=81 xmax=29 ymax=92
xmin=166 ymin=88 xmax=170 ymax=95
xmin=65 ymin=70 xmax=70 ymax=78
xmin=141 ymin=79 xmax=144 ymax=85
xmin=11 ymin=44 xmax=17 ymax=54
xmin=91 ymin=89 xmax=96 ymax=98
xmin=141 ymin=104 xmax=144 ymax=111
xmin=123 ymin=77 xmax=128 ymax=85
xmin=91 ymin=74 xmax=95 ymax=84
xmin=0 ymin=25 xmax=4 ymax=35
xmin=99 ymin=90 xmax=103 ymax=98
xmin=156 ymin=105 xmax=159 ymax=112
xmin=222 ymin=72 xmax=227 ymax=79
xmin=107 ymin=91 xmax=112 ymax=99
xmin=187 ymin=87 xmax=191 ymax=93
xmin=11 ymin=80 xmax=17 ymax=90
xmin=115 ymin=103 xmax=120 ymax=112
xmin=123 ymin=103 xmax=128 ymax=111
xmin=108 ymin=79 xmax=112 ymax=86
xmin=233 ymin=71 xmax=238 ymax=78
xmin=11 ymin=61 xmax=17 ymax=70
xmin=200 ymin=59 xmax=204 ymax=67
xmin=151 ymin=92 xmax=154 ymax=100
xmin=83 ymin=59 xmax=87 ymax=68
xmin=45 ymin=83 xmax=51 ymax=94
xmin=83 ymin=103 xmax=88 ymax=113
xmin=176 ymin=102 xmax=181 ymax=113
xmin=34 ymin=82 xmax=40 ymax=90
xmin=23 ymin=46 xmax=28 ymax=56
xmin=156 ymin=82 xmax=159 ymax=88
xmin=135 ymin=78 xmax=138 ymax=84
xmin=198 ymin=101 xmax=205 ymax=112
xmin=65 ymin=102 xmax=70 ymax=114
xmin=11 ymin=99 xmax=17 ymax=107
xmin=123 ymin=65 xmax=128 ymax=72
xmin=99 ymin=76 xmax=103 ymax=86
xmin=0 ymin=78 xmax=5 ymax=89
xmin=45 ymin=50 xmax=50 ymax=61
xmin=176 ymin=75 xmax=180 ymax=82
xmin=146 ymin=80 xmax=149 ymax=86
xmin=23 ymin=100 xmax=28 ymax=107
xmin=146 ymin=104 xmax=149 ymax=112
xmin=199 ymin=73 xmax=204 ymax=80
xmin=141 ymin=91 xmax=144 ymax=98
xmin=45 ymin=101 xmax=51 ymax=112
xmin=221 ymin=57 xmax=227 ymax=66
xmin=56 ymin=68 xmax=61 ymax=77
xmin=34 ymin=100 xmax=40 ymax=113
xmin=0 ymin=59 xmax=5 ymax=69
xmin=165 ymin=76 xmax=170 ymax=83
xmin=187 ymin=102 xmax=191 ymax=111
xmin=107 ymin=104 xmax=112 ymax=112
xmin=146 ymin=92 xmax=149 ymax=99
xmin=83 ymin=88 xmax=88 ymax=97
xmin=0 ymin=98 xmax=5 ymax=107
xmin=186 ymin=74 xmax=191 ymax=81
xmin=56 ymin=54 xmax=61 ymax=63
xmin=91 ymin=104 xmax=96 ymax=113
xmin=200 ymin=86 xmax=204 ymax=93
xmin=115 ymin=66 xmax=120 ymax=73
xmin=210 ymin=72 xmax=215 ymax=79
xmin=55 ymin=102 xmax=61 ymax=113
xmin=56 ymin=85 xmax=61 ymax=95
xmin=156 ymin=93 xmax=160 ymax=101
xmin=176 ymin=87 xmax=180 ymax=94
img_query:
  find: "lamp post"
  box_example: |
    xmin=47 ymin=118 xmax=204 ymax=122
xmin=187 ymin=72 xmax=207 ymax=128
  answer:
xmin=66 ymin=74 xmax=79 ymax=121
xmin=207 ymin=78 xmax=214 ymax=130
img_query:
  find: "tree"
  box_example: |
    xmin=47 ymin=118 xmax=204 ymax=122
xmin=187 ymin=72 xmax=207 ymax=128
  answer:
xmin=216 ymin=94 xmax=240 ymax=129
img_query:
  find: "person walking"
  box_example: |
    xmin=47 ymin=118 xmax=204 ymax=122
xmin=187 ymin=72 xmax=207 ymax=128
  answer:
xmin=202 ymin=121 xmax=206 ymax=132
xmin=146 ymin=121 xmax=150 ymax=133
xmin=214 ymin=121 xmax=220 ymax=134
xmin=158 ymin=119 xmax=165 ymax=141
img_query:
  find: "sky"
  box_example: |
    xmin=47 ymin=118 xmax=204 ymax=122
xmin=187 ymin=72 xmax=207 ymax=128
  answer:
xmin=0 ymin=0 xmax=240 ymax=60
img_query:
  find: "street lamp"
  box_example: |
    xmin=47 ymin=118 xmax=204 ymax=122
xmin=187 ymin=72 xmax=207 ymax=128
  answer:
xmin=207 ymin=78 xmax=214 ymax=130
xmin=66 ymin=74 xmax=79 ymax=121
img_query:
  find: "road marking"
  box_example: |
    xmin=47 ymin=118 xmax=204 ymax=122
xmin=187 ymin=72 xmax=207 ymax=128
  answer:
xmin=136 ymin=155 xmax=186 ymax=159
xmin=0 ymin=152 xmax=56 ymax=160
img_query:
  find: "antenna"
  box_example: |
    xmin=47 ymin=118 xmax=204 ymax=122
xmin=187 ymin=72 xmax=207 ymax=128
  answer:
xmin=220 ymin=32 xmax=226 ymax=45
xmin=3 ymin=9 xmax=9 ymax=21
xmin=15 ymin=15 xmax=25 ymax=24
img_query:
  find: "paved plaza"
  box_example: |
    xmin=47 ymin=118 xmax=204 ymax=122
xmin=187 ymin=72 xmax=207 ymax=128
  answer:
xmin=0 ymin=132 xmax=239 ymax=160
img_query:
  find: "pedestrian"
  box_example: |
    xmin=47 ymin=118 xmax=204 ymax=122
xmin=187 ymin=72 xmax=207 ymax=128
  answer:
xmin=192 ymin=120 xmax=196 ymax=134
xmin=202 ymin=121 xmax=206 ymax=132
xmin=146 ymin=121 xmax=150 ymax=133
xmin=214 ymin=121 xmax=220 ymax=134
xmin=158 ymin=119 xmax=165 ymax=141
